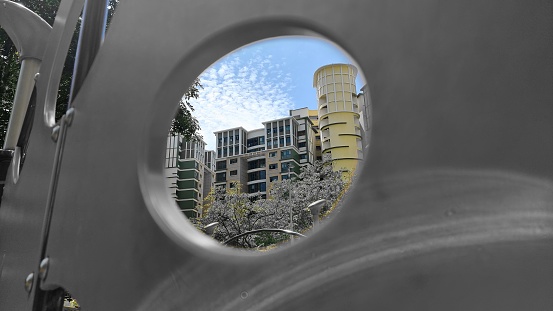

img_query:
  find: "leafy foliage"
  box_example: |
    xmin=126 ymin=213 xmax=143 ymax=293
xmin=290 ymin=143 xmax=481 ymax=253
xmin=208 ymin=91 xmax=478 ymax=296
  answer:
xmin=0 ymin=0 xmax=200 ymax=146
xmin=170 ymin=78 xmax=202 ymax=141
xmin=198 ymin=159 xmax=349 ymax=248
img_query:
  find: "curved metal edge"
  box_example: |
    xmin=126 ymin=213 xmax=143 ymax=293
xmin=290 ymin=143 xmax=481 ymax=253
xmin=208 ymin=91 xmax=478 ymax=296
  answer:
xmin=136 ymin=169 xmax=553 ymax=311
xmin=136 ymin=17 xmax=347 ymax=262
xmin=0 ymin=0 xmax=51 ymax=60
xmin=37 ymin=0 xmax=84 ymax=128
xmin=9 ymin=146 xmax=20 ymax=184
xmin=223 ymin=228 xmax=306 ymax=245
xmin=3 ymin=58 xmax=41 ymax=149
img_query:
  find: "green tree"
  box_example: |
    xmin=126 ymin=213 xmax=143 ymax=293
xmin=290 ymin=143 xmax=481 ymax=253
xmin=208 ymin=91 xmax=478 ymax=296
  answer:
xmin=0 ymin=0 xmax=200 ymax=146
xmin=170 ymin=78 xmax=202 ymax=141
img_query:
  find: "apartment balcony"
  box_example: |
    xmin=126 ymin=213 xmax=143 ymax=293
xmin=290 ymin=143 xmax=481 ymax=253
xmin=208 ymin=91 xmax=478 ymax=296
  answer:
xmin=299 ymin=146 xmax=307 ymax=153
xmin=247 ymin=155 xmax=265 ymax=161
xmin=247 ymin=167 xmax=266 ymax=173
xmin=247 ymin=179 xmax=266 ymax=185
xmin=319 ymin=118 xmax=329 ymax=128
xmin=298 ymin=135 xmax=306 ymax=142
xmin=322 ymin=141 xmax=331 ymax=150
xmin=300 ymin=158 xmax=308 ymax=164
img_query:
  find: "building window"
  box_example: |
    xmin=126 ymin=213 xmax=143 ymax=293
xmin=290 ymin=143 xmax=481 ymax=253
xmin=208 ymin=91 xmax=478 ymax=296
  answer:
xmin=269 ymin=151 xmax=277 ymax=157
xmin=281 ymin=149 xmax=293 ymax=160
xmin=248 ymin=170 xmax=266 ymax=181
xmin=248 ymin=182 xmax=267 ymax=193
xmin=230 ymin=158 xmax=237 ymax=164
xmin=216 ymin=172 xmax=226 ymax=182
xmin=269 ymin=176 xmax=278 ymax=182
xmin=230 ymin=170 xmax=237 ymax=176
xmin=248 ymin=159 xmax=266 ymax=170
xmin=269 ymin=164 xmax=277 ymax=170
xmin=216 ymin=160 xmax=227 ymax=170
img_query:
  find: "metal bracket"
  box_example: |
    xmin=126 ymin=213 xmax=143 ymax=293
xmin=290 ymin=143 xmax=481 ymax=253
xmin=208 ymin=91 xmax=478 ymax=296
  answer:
xmin=36 ymin=0 xmax=85 ymax=128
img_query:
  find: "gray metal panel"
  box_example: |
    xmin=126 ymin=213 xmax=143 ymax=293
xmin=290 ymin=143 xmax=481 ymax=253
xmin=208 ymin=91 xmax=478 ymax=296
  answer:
xmin=0 ymin=1 xmax=83 ymax=309
xmin=0 ymin=63 xmax=58 ymax=311
xmin=0 ymin=0 xmax=51 ymax=60
xmin=2 ymin=0 xmax=552 ymax=310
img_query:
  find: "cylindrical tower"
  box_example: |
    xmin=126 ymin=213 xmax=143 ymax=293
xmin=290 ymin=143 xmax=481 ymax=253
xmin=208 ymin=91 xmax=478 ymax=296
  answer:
xmin=313 ymin=64 xmax=363 ymax=176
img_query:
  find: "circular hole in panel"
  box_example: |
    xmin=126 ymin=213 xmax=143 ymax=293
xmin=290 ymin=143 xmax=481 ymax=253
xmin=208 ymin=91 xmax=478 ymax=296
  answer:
xmin=148 ymin=35 xmax=370 ymax=255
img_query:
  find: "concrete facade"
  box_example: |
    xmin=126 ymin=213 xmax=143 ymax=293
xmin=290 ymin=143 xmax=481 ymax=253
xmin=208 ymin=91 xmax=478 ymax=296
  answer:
xmin=313 ymin=63 xmax=364 ymax=176
xmin=165 ymin=134 xmax=215 ymax=218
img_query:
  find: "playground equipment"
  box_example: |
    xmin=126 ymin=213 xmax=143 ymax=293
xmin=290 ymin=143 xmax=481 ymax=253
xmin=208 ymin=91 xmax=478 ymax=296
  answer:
xmin=0 ymin=0 xmax=552 ymax=310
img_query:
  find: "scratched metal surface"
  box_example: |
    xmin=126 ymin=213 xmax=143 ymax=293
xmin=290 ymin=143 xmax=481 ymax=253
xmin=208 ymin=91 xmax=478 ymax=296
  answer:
xmin=1 ymin=0 xmax=553 ymax=310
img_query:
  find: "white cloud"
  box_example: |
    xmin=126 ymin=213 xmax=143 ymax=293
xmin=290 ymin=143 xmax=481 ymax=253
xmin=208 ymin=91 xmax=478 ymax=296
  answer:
xmin=187 ymin=51 xmax=294 ymax=150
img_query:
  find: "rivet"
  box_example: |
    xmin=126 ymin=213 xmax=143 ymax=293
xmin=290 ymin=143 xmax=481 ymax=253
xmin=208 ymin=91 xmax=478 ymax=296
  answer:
xmin=34 ymin=73 xmax=40 ymax=81
xmin=39 ymin=257 xmax=49 ymax=280
xmin=65 ymin=108 xmax=75 ymax=126
xmin=24 ymin=273 xmax=34 ymax=293
xmin=51 ymin=125 xmax=60 ymax=142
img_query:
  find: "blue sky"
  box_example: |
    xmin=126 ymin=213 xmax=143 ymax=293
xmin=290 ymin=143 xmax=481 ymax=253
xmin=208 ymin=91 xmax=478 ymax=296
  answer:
xmin=188 ymin=36 xmax=365 ymax=150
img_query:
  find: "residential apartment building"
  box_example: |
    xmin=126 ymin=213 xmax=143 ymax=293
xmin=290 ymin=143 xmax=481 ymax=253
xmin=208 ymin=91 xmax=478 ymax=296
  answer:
xmin=165 ymin=134 xmax=215 ymax=218
xmin=356 ymin=84 xmax=372 ymax=157
xmin=166 ymin=63 xmax=370 ymax=211
xmin=214 ymin=116 xmax=306 ymax=198
xmin=313 ymin=63 xmax=366 ymax=176
xmin=289 ymin=107 xmax=320 ymax=163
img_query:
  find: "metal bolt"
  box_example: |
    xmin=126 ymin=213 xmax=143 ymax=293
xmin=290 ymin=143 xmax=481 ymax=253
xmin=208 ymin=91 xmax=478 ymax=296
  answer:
xmin=65 ymin=108 xmax=75 ymax=126
xmin=34 ymin=73 xmax=40 ymax=81
xmin=51 ymin=125 xmax=60 ymax=142
xmin=24 ymin=273 xmax=34 ymax=293
xmin=39 ymin=257 xmax=49 ymax=280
